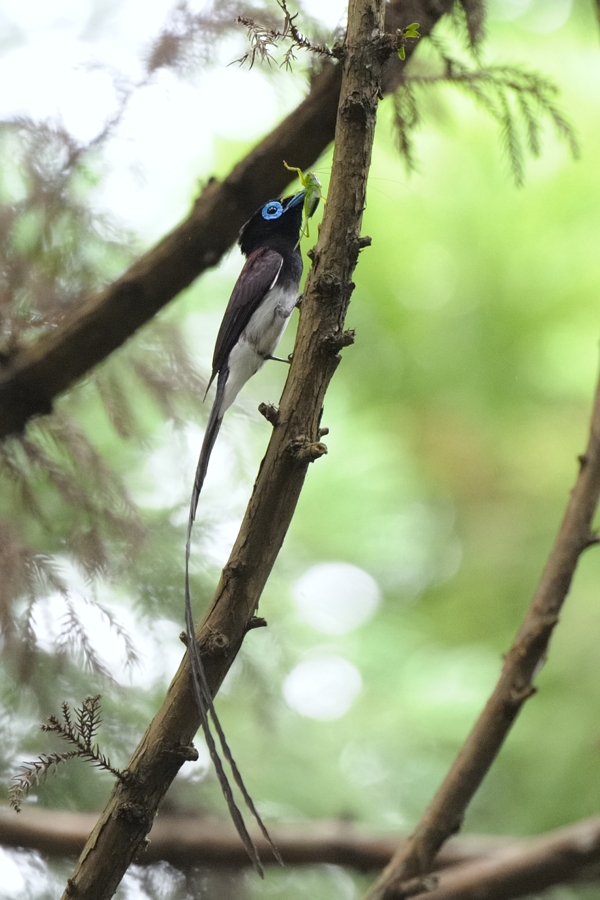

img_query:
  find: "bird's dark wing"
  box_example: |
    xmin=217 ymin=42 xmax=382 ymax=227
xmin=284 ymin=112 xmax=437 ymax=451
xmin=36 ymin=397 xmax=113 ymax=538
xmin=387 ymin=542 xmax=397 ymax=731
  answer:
xmin=211 ymin=247 xmax=283 ymax=378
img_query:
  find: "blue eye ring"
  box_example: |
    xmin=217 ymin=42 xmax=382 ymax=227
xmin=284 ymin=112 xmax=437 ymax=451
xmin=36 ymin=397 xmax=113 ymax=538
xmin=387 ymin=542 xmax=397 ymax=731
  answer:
xmin=261 ymin=200 xmax=283 ymax=220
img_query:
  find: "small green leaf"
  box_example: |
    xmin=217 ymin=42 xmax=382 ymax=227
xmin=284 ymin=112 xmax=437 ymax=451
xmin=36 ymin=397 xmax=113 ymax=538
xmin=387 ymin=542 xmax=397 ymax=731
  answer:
xmin=404 ymin=23 xmax=420 ymax=38
xmin=398 ymin=46 xmax=406 ymax=60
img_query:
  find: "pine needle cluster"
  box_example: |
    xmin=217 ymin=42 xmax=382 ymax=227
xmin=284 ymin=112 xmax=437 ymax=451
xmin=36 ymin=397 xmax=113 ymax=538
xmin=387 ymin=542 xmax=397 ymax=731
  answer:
xmin=0 ymin=118 xmax=208 ymax=683
xmin=394 ymin=33 xmax=578 ymax=185
xmin=10 ymin=696 xmax=125 ymax=811
xmin=235 ymin=0 xmax=339 ymax=70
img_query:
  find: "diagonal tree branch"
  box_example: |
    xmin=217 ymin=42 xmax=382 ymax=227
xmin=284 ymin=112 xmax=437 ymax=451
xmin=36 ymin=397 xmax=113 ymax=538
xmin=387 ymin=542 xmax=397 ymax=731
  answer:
xmin=0 ymin=0 xmax=452 ymax=440
xmin=0 ymin=63 xmax=340 ymax=439
xmin=58 ymin=0 xmax=390 ymax=897
xmin=364 ymin=372 xmax=600 ymax=900
xmin=408 ymin=816 xmax=600 ymax=900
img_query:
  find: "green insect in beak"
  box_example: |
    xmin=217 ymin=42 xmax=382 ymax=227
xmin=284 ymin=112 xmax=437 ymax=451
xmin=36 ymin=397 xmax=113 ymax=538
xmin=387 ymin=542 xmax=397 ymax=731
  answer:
xmin=283 ymin=161 xmax=324 ymax=237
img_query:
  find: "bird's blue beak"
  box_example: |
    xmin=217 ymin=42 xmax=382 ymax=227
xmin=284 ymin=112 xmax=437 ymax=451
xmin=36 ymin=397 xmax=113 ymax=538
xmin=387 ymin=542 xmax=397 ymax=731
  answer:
xmin=285 ymin=190 xmax=306 ymax=210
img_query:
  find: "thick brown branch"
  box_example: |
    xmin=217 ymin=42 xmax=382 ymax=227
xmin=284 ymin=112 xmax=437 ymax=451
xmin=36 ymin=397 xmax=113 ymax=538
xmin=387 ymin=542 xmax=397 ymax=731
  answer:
xmin=0 ymin=0 xmax=451 ymax=440
xmin=365 ymin=373 xmax=600 ymax=899
xmin=58 ymin=1 xmax=389 ymax=897
xmin=0 ymin=65 xmax=341 ymax=438
xmin=0 ymin=807 xmax=506 ymax=870
xmin=5 ymin=806 xmax=600 ymax=900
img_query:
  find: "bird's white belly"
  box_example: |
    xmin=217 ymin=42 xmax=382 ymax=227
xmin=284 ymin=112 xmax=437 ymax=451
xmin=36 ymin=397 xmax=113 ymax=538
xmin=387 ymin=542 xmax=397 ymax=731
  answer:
xmin=244 ymin=284 xmax=298 ymax=356
xmin=221 ymin=284 xmax=298 ymax=413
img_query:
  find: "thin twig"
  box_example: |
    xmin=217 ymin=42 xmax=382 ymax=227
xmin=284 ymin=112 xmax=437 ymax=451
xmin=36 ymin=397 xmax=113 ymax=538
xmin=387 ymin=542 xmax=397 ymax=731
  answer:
xmin=234 ymin=0 xmax=336 ymax=69
xmin=365 ymin=372 xmax=600 ymax=899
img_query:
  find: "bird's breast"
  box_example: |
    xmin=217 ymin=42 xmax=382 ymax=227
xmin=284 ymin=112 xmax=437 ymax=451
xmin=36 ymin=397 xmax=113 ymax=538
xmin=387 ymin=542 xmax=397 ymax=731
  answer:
xmin=243 ymin=284 xmax=298 ymax=358
xmin=219 ymin=284 xmax=299 ymax=415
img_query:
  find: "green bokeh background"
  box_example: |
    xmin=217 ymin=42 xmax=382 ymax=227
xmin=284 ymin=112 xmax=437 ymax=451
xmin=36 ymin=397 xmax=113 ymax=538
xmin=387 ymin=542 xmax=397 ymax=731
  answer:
xmin=4 ymin=2 xmax=600 ymax=898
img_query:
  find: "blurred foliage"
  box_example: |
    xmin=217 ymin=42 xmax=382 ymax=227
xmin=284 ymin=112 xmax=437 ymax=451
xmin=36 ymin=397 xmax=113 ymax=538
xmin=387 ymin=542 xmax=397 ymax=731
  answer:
xmin=0 ymin=118 xmax=209 ymax=712
xmin=1 ymin=1 xmax=600 ymax=899
xmin=393 ymin=32 xmax=579 ymax=183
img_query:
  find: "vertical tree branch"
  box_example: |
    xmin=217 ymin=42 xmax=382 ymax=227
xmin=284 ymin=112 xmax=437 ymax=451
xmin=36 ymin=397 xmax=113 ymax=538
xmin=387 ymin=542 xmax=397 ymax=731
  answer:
xmin=58 ymin=1 xmax=387 ymax=898
xmin=365 ymin=373 xmax=600 ymax=899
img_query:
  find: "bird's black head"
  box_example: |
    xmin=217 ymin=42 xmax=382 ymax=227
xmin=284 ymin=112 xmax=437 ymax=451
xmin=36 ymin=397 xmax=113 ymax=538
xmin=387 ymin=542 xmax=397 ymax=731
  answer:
xmin=238 ymin=191 xmax=306 ymax=257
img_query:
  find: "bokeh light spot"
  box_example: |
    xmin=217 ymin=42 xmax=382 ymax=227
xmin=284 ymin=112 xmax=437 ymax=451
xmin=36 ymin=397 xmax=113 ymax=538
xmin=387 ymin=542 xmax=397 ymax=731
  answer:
xmin=292 ymin=562 xmax=381 ymax=635
xmin=283 ymin=655 xmax=362 ymax=720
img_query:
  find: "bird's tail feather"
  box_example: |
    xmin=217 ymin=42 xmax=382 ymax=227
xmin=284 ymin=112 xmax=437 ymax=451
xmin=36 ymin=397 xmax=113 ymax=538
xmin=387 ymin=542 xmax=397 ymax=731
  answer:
xmin=184 ymin=368 xmax=280 ymax=874
xmin=190 ymin=367 xmax=227 ymax=524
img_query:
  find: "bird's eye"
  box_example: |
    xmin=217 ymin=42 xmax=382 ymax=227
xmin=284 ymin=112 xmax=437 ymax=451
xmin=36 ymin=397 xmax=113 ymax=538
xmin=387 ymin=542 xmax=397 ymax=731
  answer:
xmin=261 ymin=201 xmax=283 ymax=220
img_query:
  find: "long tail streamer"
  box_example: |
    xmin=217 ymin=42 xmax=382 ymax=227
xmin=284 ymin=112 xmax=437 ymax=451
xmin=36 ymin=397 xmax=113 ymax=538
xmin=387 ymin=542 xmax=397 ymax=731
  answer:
xmin=184 ymin=369 xmax=281 ymax=875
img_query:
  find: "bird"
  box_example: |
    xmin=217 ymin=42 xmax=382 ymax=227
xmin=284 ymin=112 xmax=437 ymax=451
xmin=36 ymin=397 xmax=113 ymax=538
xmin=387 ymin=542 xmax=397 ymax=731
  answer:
xmin=188 ymin=187 xmax=311 ymax=525
xmin=182 ymin=187 xmax=315 ymax=872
